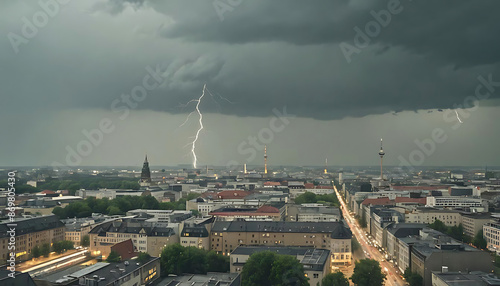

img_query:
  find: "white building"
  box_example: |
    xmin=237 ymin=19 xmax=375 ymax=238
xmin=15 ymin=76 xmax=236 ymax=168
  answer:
xmin=426 ymin=196 xmax=485 ymax=210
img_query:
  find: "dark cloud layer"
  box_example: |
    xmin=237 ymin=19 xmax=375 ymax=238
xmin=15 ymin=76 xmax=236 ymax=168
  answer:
xmin=2 ymin=0 xmax=500 ymax=122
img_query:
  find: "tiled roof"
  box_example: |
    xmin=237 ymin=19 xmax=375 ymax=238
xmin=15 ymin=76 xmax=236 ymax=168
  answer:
xmin=256 ymin=205 xmax=280 ymax=213
xmin=216 ymin=190 xmax=252 ymax=199
xmin=361 ymin=197 xmax=393 ymax=206
xmin=110 ymin=239 xmax=137 ymax=260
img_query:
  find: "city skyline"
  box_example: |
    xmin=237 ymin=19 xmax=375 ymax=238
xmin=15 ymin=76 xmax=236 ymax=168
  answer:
xmin=1 ymin=0 xmax=499 ymax=168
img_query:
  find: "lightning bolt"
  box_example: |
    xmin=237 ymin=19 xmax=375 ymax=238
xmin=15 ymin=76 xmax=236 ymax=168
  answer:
xmin=189 ymin=84 xmax=206 ymax=169
xmin=454 ymin=110 xmax=463 ymax=123
xmin=178 ymin=84 xmax=232 ymax=169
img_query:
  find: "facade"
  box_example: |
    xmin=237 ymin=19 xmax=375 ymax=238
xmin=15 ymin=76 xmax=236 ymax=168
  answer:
xmin=484 ymin=219 xmax=500 ymax=252
xmin=426 ymin=196 xmax=485 ymax=210
xmin=209 ymin=205 xmax=282 ymax=221
xmin=230 ymin=246 xmax=330 ymax=286
xmin=403 ymin=208 xmax=462 ymax=227
xmin=210 ymin=221 xmax=352 ymax=265
xmin=62 ymin=216 xmax=120 ymax=247
xmin=385 ymin=224 xmax=425 ymax=263
xmin=0 ymin=215 xmax=65 ymax=263
xmin=180 ymin=224 xmax=210 ymax=250
xmin=461 ymin=212 xmax=491 ymax=238
xmin=88 ymin=217 xmax=178 ymax=258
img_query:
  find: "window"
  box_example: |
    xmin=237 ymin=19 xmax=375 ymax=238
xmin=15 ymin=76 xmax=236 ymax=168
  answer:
xmin=313 ymin=274 xmax=319 ymax=278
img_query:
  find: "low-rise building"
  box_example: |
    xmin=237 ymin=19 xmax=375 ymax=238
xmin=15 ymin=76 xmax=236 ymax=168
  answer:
xmin=287 ymin=204 xmax=341 ymax=222
xmin=461 ymin=212 xmax=491 ymax=238
xmin=431 ymin=271 xmax=500 ymax=286
xmin=40 ymin=257 xmax=160 ymax=286
xmin=88 ymin=217 xmax=178 ymax=258
xmin=230 ymin=246 xmax=330 ymax=286
xmin=209 ymin=205 xmax=282 ymax=221
xmin=402 ymin=207 xmax=462 ymax=227
xmin=426 ymin=196 xmax=485 ymax=211
xmin=411 ymin=243 xmax=492 ymax=286
xmin=159 ymin=272 xmax=240 ymax=286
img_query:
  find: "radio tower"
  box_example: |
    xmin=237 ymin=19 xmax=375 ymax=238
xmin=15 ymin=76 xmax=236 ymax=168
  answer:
xmin=264 ymin=145 xmax=268 ymax=175
xmin=379 ymin=138 xmax=385 ymax=180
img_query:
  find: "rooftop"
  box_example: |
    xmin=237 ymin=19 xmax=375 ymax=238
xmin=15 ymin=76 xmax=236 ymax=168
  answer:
xmin=211 ymin=220 xmax=352 ymax=238
xmin=0 ymin=215 xmax=64 ymax=238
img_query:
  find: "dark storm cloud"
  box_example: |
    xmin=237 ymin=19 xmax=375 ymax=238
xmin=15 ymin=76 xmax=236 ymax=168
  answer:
xmin=2 ymin=0 xmax=500 ymax=122
xmin=156 ymin=0 xmax=500 ymax=67
xmin=84 ymin=0 xmax=500 ymax=120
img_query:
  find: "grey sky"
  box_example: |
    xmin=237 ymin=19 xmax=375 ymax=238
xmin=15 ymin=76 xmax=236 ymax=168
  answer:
xmin=1 ymin=0 xmax=499 ymax=168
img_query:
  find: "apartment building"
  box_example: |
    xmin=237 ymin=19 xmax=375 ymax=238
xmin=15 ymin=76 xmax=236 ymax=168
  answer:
xmin=403 ymin=208 xmax=462 ymax=227
xmin=0 ymin=215 xmax=65 ymax=263
xmin=88 ymin=217 xmax=178 ymax=258
xmin=210 ymin=220 xmax=352 ymax=265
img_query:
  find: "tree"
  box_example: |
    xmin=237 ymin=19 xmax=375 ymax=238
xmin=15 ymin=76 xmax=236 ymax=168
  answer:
xmin=52 ymin=207 xmax=66 ymax=219
xmin=207 ymin=251 xmax=229 ymax=273
xmin=40 ymin=243 xmax=51 ymax=257
xmin=473 ymin=230 xmax=487 ymax=249
xmin=428 ymin=219 xmax=447 ymax=233
xmin=53 ymin=240 xmax=74 ymax=254
xmin=106 ymin=205 xmax=122 ymax=216
xmin=403 ymin=268 xmax=423 ymax=286
xmin=81 ymin=235 xmax=90 ymax=247
xmin=241 ymin=251 xmax=277 ymax=286
xmin=269 ymin=255 xmax=309 ymax=286
xmin=160 ymin=244 xmax=207 ymax=276
xmin=351 ymin=259 xmax=386 ymax=286
xmin=31 ymin=245 xmax=41 ymax=259
xmin=295 ymin=192 xmax=317 ymax=204
xmin=106 ymin=250 xmax=121 ymax=263
xmin=321 ymin=271 xmax=349 ymax=286
xmin=241 ymin=251 xmax=308 ymax=286
xmin=137 ymin=252 xmax=151 ymax=264
xmin=160 ymin=243 xmax=184 ymax=276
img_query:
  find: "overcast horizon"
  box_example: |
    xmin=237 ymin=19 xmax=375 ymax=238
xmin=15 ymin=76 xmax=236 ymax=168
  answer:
xmin=1 ymin=0 xmax=500 ymax=168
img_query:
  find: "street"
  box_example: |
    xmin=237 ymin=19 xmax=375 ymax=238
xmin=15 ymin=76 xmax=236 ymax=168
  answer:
xmin=334 ymin=186 xmax=407 ymax=286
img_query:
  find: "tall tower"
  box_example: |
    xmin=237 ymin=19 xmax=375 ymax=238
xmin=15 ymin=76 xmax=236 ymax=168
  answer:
xmin=324 ymin=158 xmax=328 ymax=174
xmin=264 ymin=145 xmax=268 ymax=174
xmin=244 ymin=163 xmax=247 ymax=174
xmin=379 ymin=139 xmax=385 ymax=180
xmin=140 ymin=155 xmax=152 ymax=186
